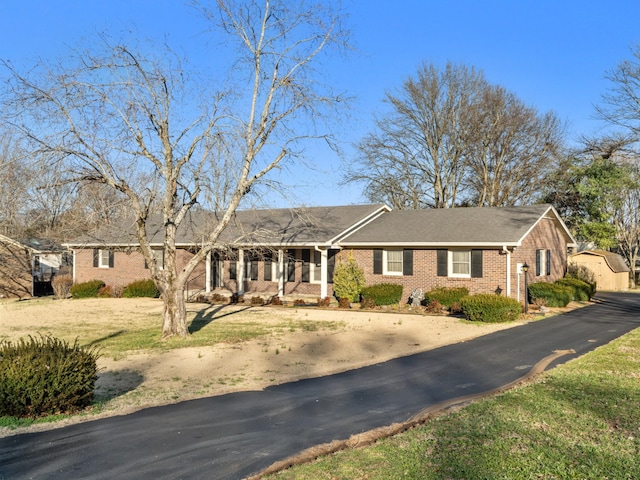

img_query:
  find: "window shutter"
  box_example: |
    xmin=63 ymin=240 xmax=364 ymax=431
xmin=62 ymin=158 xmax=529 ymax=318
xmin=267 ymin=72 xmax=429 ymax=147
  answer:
xmin=471 ymin=249 xmax=483 ymax=278
xmin=108 ymin=251 xmax=115 ymax=268
xmin=536 ymin=250 xmax=541 ymax=276
xmin=437 ymin=250 xmax=447 ymax=276
xmin=327 ymin=249 xmax=337 ymax=283
xmin=264 ymin=258 xmax=272 ymax=281
xmin=373 ymin=249 xmax=383 ymax=274
xmin=403 ymin=249 xmax=413 ymax=276
xmin=301 ymin=249 xmax=310 ymax=283
xmin=287 ymin=249 xmax=296 ymax=282
xmin=93 ymin=249 xmax=99 ymax=267
xmin=546 ymin=250 xmax=551 ymax=276
xmin=229 ymin=261 xmax=237 ymax=280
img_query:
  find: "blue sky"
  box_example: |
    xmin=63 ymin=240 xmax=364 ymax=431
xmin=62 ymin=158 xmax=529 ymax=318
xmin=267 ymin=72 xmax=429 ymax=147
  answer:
xmin=2 ymin=0 xmax=639 ymax=207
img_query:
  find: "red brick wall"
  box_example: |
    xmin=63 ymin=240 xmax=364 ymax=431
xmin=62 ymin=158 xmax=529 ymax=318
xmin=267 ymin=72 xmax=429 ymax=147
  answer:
xmin=74 ymin=248 xmax=206 ymax=291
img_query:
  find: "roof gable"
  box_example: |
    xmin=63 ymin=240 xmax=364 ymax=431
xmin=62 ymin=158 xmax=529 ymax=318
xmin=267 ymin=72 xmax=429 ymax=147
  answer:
xmin=339 ymin=204 xmax=576 ymax=247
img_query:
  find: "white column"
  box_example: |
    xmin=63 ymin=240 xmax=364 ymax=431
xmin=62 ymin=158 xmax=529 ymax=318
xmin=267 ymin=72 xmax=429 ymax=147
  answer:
xmin=237 ymin=248 xmax=245 ymax=295
xmin=319 ymin=248 xmax=328 ymax=298
xmin=505 ymin=248 xmax=511 ymax=297
xmin=205 ymin=251 xmax=211 ymax=293
xmin=277 ymin=249 xmax=284 ymax=297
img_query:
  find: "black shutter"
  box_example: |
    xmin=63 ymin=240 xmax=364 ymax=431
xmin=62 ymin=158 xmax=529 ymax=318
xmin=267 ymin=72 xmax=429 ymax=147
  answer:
xmin=301 ymin=249 xmax=310 ymax=283
xmin=229 ymin=261 xmax=236 ymax=280
xmin=108 ymin=251 xmax=114 ymax=268
xmin=327 ymin=249 xmax=337 ymax=283
xmin=471 ymin=249 xmax=483 ymax=278
xmin=437 ymin=250 xmax=447 ymax=277
xmin=264 ymin=257 xmax=272 ymax=281
xmin=93 ymin=249 xmax=99 ymax=267
xmin=287 ymin=249 xmax=295 ymax=282
xmin=373 ymin=249 xmax=383 ymax=274
xmin=251 ymin=261 xmax=258 ymax=281
xmin=536 ymin=250 xmax=541 ymax=276
xmin=403 ymin=249 xmax=413 ymax=276
xmin=546 ymin=250 xmax=551 ymax=276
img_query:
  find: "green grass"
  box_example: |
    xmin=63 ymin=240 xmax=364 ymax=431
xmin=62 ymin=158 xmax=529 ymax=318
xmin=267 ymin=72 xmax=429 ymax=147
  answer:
xmin=269 ymin=328 xmax=640 ymax=479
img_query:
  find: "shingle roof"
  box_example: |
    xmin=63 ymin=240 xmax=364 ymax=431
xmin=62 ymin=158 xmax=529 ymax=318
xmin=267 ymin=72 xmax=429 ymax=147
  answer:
xmin=570 ymin=250 xmax=630 ymax=273
xmin=340 ymin=204 xmax=573 ymax=246
xmin=64 ymin=204 xmax=390 ymax=247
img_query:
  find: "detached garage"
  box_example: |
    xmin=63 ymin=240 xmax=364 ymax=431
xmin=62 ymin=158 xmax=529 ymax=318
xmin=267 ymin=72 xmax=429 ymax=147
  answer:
xmin=569 ymin=250 xmax=630 ymax=291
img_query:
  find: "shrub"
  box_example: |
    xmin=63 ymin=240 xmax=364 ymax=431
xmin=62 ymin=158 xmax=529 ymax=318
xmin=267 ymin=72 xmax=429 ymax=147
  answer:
xmin=70 ymin=280 xmax=105 ymax=299
xmin=528 ymin=282 xmax=572 ymax=307
xmin=424 ymin=286 xmax=470 ymax=309
xmin=293 ymin=299 xmax=306 ymax=306
xmin=0 ymin=335 xmax=101 ymax=418
xmin=52 ymin=274 xmax=73 ymax=299
xmin=317 ymin=297 xmax=331 ymax=307
xmin=270 ymin=295 xmax=283 ymax=306
xmin=424 ymin=299 xmax=444 ymax=314
xmin=250 ymin=296 xmax=265 ymax=305
xmin=360 ymin=296 xmax=377 ymax=309
xmin=122 ymin=279 xmax=159 ymax=298
xmin=332 ymin=251 xmax=365 ymax=302
xmin=97 ymin=285 xmax=114 ymax=298
xmin=338 ymin=296 xmax=351 ymax=308
xmin=566 ymin=263 xmax=597 ymax=287
xmin=556 ymin=277 xmax=594 ymax=301
xmin=460 ymin=294 xmax=522 ymax=323
xmin=360 ymin=283 xmax=403 ymax=306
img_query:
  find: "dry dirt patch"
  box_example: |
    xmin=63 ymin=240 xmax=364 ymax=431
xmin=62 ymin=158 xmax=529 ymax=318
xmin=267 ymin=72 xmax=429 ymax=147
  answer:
xmin=0 ymin=297 xmax=542 ymax=435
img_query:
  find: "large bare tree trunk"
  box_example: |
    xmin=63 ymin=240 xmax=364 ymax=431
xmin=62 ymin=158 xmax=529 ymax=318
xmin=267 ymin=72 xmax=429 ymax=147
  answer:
xmin=161 ymin=285 xmax=189 ymax=339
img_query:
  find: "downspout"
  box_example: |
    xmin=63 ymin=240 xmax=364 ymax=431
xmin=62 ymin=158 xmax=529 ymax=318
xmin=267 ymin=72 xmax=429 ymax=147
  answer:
xmin=503 ymin=246 xmax=511 ymax=297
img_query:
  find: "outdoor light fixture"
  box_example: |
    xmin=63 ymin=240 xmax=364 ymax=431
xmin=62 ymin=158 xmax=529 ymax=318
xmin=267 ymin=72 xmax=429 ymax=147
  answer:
xmin=522 ymin=262 xmax=529 ymax=313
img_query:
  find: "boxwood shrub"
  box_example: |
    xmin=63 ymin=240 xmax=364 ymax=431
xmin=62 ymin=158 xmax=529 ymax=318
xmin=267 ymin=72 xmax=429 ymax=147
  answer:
xmin=528 ymin=282 xmax=573 ymax=307
xmin=360 ymin=283 xmax=403 ymax=306
xmin=0 ymin=335 xmax=101 ymax=418
xmin=555 ymin=277 xmax=595 ymax=301
xmin=424 ymin=286 xmax=470 ymax=309
xmin=122 ymin=279 xmax=159 ymax=298
xmin=460 ymin=294 xmax=522 ymax=323
xmin=70 ymin=279 xmax=105 ymax=299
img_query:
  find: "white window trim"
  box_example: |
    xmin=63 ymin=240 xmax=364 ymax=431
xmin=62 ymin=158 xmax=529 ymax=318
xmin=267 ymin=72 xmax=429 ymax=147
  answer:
xmin=98 ymin=249 xmax=111 ymax=269
xmin=448 ymin=250 xmax=471 ymax=278
xmin=310 ymin=250 xmax=322 ymax=284
xmin=537 ymin=249 xmax=547 ymax=277
xmin=383 ymin=249 xmax=403 ymax=276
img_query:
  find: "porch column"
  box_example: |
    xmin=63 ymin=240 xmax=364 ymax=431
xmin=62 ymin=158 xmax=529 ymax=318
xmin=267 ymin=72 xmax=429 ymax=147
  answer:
xmin=277 ymin=249 xmax=285 ymax=297
xmin=237 ymin=248 xmax=245 ymax=295
xmin=205 ymin=251 xmax=211 ymax=293
xmin=319 ymin=248 xmax=328 ymax=298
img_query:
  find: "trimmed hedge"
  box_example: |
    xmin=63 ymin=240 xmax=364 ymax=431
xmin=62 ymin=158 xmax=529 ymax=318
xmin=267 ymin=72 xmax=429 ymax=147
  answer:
xmin=0 ymin=335 xmax=100 ymax=418
xmin=555 ymin=277 xmax=594 ymax=301
xmin=528 ymin=282 xmax=573 ymax=307
xmin=424 ymin=286 xmax=469 ymax=309
xmin=70 ymin=280 xmax=105 ymax=299
xmin=122 ymin=279 xmax=159 ymax=298
xmin=360 ymin=283 xmax=403 ymax=306
xmin=460 ymin=294 xmax=522 ymax=323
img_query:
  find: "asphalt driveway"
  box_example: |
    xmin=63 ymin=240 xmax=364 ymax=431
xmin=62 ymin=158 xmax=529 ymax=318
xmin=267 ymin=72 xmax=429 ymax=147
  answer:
xmin=1 ymin=291 xmax=639 ymax=480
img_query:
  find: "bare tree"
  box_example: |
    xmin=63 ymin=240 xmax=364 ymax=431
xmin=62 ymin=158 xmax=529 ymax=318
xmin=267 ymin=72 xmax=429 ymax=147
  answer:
xmin=348 ymin=62 xmax=485 ymax=208
xmin=2 ymin=0 xmax=349 ymax=338
xmin=0 ymin=132 xmax=31 ymax=237
xmin=465 ymin=85 xmax=564 ymax=206
xmin=597 ymin=44 xmax=640 ymax=138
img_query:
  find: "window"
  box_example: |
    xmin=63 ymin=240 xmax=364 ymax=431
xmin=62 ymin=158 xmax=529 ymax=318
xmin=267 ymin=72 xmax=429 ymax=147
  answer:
xmin=373 ymin=249 xmax=413 ymax=276
xmin=536 ymin=249 xmax=550 ymax=276
xmin=229 ymin=261 xmax=237 ymax=280
xmin=385 ymin=250 xmax=403 ymax=275
xmin=245 ymin=253 xmax=258 ymax=281
xmin=450 ymin=250 xmax=471 ymax=277
xmin=93 ymin=249 xmax=114 ymax=268
xmin=437 ymin=249 xmax=483 ymax=278
xmin=312 ymin=250 xmax=322 ymax=283
xmin=145 ymin=250 xmax=164 ymax=270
